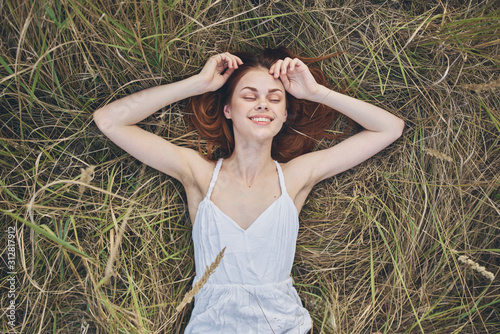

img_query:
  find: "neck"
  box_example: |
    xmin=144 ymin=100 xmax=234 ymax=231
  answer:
xmin=225 ymin=138 xmax=275 ymax=187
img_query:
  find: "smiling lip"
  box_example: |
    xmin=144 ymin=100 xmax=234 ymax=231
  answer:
xmin=249 ymin=114 xmax=274 ymax=124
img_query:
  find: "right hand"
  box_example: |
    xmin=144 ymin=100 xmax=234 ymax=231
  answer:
xmin=196 ymin=52 xmax=243 ymax=93
xmin=269 ymin=57 xmax=322 ymax=100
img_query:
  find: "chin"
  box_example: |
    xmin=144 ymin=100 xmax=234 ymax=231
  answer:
xmin=234 ymin=128 xmax=278 ymax=144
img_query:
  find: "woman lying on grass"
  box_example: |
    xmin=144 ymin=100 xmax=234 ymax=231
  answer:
xmin=93 ymin=48 xmax=404 ymax=333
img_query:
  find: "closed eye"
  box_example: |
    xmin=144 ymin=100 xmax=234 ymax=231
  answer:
xmin=269 ymin=96 xmax=282 ymax=102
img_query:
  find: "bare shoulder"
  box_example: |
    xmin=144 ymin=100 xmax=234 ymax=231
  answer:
xmin=181 ymin=150 xmax=217 ymax=199
xmin=279 ymin=153 xmax=318 ymax=213
xmin=180 ymin=152 xmax=220 ymax=223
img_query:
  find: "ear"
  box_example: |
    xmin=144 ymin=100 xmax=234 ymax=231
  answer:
xmin=224 ymin=105 xmax=231 ymax=119
xmin=284 ymin=109 xmax=288 ymax=120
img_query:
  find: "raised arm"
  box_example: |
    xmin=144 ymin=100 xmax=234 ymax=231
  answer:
xmin=93 ymin=53 xmax=242 ymax=183
xmin=269 ymin=58 xmax=404 ymax=196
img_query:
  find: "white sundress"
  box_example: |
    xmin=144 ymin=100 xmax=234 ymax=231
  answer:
xmin=184 ymin=158 xmax=312 ymax=333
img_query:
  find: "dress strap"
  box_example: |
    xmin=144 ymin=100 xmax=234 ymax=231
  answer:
xmin=205 ymin=158 xmax=223 ymax=199
xmin=273 ymin=160 xmax=287 ymax=194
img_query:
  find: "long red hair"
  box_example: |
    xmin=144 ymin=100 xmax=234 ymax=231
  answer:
xmin=184 ymin=47 xmax=343 ymax=162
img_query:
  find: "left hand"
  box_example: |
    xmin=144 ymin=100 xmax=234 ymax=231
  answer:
xmin=196 ymin=52 xmax=243 ymax=93
xmin=269 ymin=57 xmax=322 ymax=100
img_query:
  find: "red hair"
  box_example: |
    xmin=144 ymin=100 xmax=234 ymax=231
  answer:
xmin=184 ymin=47 xmax=343 ymax=162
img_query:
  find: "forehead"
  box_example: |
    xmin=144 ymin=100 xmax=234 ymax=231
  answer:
xmin=235 ymin=68 xmax=284 ymax=92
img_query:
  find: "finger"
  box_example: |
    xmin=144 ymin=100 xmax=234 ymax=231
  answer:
xmin=222 ymin=67 xmax=235 ymax=80
xmin=206 ymin=55 xmax=223 ymax=73
xmin=288 ymin=58 xmax=300 ymax=72
xmin=270 ymin=59 xmax=285 ymax=75
xmin=279 ymin=70 xmax=290 ymax=89
xmin=273 ymin=60 xmax=283 ymax=78
xmin=218 ymin=54 xmax=230 ymax=69
xmin=222 ymin=53 xmax=234 ymax=68
xmin=230 ymin=55 xmax=241 ymax=68
xmin=208 ymin=54 xmax=220 ymax=67
xmin=222 ymin=52 xmax=242 ymax=69
xmin=280 ymin=57 xmax=292 ymax=75
xmin=269 ymin=62 xmax=276 ymax=75
xmin=227 ymin=53 xmax=243 ymax=68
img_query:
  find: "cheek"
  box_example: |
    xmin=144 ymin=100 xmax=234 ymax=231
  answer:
xmin=279 ymin=105 xmax=287 ymax=120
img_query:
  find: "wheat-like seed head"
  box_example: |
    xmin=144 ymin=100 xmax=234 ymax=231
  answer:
xmin=176 ymin=247 xmax=226 ymax=313
xmin=424 ymin=148 xmax=453 ymax=162
xmin=462 ymin=77 xmax=500 ymax=91
xmin=458 ymin=255 xmax=495 ymax=282
xmin=79 ymin=165 xmax=96 ymax=194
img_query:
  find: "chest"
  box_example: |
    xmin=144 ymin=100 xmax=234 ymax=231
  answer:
xmin=210 ymin=173 xmax=282 ymax=230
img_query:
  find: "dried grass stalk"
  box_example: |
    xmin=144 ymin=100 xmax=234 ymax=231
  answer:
xmin=99 ymin=211 xmax=130 ymax=286
xmin=79 ymin=165 xmax=95 ymax=194
xmin=176 ymin=247 xmax=226 ymax=313
xmin=462 ymin=77 xmax=500 ymax=91
xmin=424 ymin=148 xmax=453 ymax=162
xmin=458 ymin=255 xmax=495 ymax=281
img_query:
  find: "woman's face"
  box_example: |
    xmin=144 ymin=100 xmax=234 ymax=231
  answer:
xmin=224 ymin=67 xmax=287 ymax=142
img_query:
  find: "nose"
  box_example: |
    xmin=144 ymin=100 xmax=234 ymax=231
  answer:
xmin=256 ymin=101 xmax=269 ymax=110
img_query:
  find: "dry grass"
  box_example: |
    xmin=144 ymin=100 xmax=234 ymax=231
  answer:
xmin=1 ymin=0 xmax=499 ymax=333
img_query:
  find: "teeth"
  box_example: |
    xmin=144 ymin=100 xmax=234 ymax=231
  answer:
xmin=250 ymin=117 xmax=272 ymax=122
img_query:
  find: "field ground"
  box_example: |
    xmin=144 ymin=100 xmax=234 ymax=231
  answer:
xmin=1 ymin=0 xmax=499 ymax=333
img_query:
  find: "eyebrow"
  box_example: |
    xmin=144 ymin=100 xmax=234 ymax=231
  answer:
xmin=240 ymin=86 xmax=283 ymax=93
